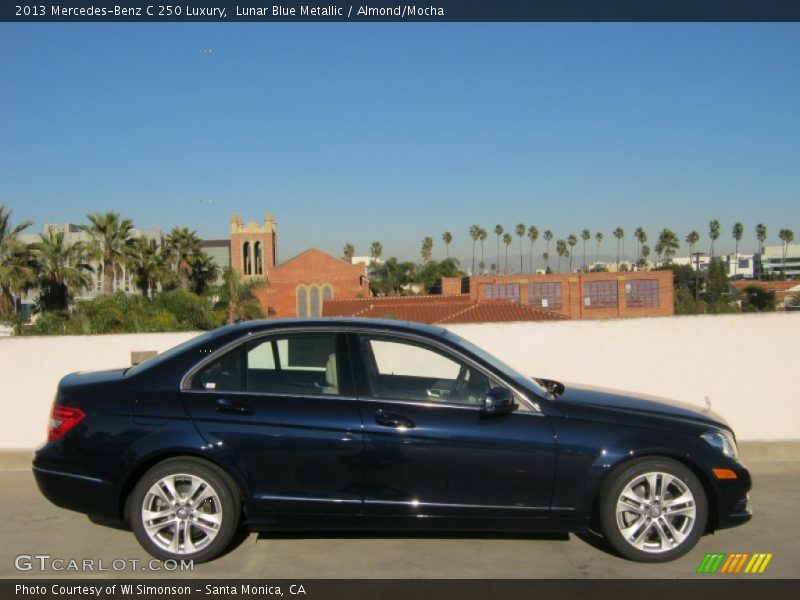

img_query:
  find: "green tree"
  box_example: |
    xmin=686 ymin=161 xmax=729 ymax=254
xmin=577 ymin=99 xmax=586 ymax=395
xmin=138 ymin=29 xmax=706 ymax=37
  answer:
xmin=81 ymin=212 xmax=134 ymax=295
xmin=634 ymin=227 xmax=647 ymax=265
xmin=595 ymin=231 xmax=604 ymax=266
xmin=708 ymin=219 xmax=720 ymax=260
xmin=641 ymin=244 xmax=651 ymax=268
xmin=502 ymin=232 xmax=512 ymax=274
xmin=655 ymin=228 xmax=679 ymax=263
xmin=686 ymin=231 xmax=700 ymax=265
xmin=0 ymin=205 xmax=35 ymax=319
xmin=778 ymin=229 xmax=795 ymax=279
xmin=556 ymin=239 xmax=567 ymax=273
xmin=478 ymin=228 xmax=488 ymax=273
xmin=421 ymin=236 xmax=433 ymax=263
xmin=704 ymin=257 xmax=731 ymax=307
xmin=515 ymin=223 xmax=526 ymax=273
xmin=370 ymin=240 xmax=383 ymax=263
xmin=732 ymin=222 xmax=744 ymax=277
xmin=469 ymin=225 xmax=481 ymax=275
xmin=542 ymin=252 xmax=550 ymax=273
xmin=566 ymin=234 xmax=577 ymax=272
xmin=441 ymin=231 xmax=453 ymax=258
xmin=125 ymin=237 xmax=164 ymax=299
xmin=31 ymin=229 xmax=93 ymax=311
xmin=342 ymin=243 xmax=355 ymax=262
xmin=217 ymin=267 xmax=266 ymax=323
xmin=164 ymin=227 xmax=204 ymax=291
xmin=494 ymin=225 xmax=504 ymax=273
xmin=369 ymin=257 xmax=417 ymax=296
xmin=740 ymin=286 xmax=776 ymax=313
xmin=416 ymin=258 xmax=465 ymax=294
xmin=580 ymin=229 xmax=591 ymax=272
xmin=527 ymin=225 xmax=539 ymax=274
xmin=612 ymin=227 xmax=624 ymax=270
xmin=543 ymin=229 xmax=553 ymax=262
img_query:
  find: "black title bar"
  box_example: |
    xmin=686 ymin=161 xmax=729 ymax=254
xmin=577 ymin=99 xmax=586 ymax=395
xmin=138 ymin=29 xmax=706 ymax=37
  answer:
xmin=4 ymin=1 xmax=800 ymax=22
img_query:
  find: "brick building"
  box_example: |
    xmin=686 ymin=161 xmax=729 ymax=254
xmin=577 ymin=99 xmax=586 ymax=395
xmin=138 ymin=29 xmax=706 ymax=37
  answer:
xmin=230 ymin=215 xmax=369 ymax=318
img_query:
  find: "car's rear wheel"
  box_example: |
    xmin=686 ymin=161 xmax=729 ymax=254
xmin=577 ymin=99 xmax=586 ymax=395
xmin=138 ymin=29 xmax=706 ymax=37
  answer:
xmin=129 ymin=457 xmax=241 ymax=563
xmin=599 ymin=457 xmax=707 ymax=562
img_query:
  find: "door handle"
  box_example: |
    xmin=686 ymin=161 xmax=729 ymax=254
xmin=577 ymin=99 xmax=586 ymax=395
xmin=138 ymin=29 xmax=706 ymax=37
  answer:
xmin=215 ymin=398 xmax=253 ymax=415
xmin=374 ymin=409 xmax=415 ymax=429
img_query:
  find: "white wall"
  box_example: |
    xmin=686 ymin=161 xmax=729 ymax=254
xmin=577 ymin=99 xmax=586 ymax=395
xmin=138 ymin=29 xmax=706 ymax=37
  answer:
xmin=1 ymin=313 xmax=797 ymax=449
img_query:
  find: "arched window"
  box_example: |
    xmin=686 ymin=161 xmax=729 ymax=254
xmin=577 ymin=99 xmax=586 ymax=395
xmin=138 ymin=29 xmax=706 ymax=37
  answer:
xmin=322 ymin=285 xmax=333 ymax=301
xmin=243 ymin=242 xmax=252 ymax=275
xmin=309 ymin=286 xmax=321 ymax=317
xmin=296 ymin=285 xmax=308 ymax=317
xmin=254 ymin=242 xmax=263 ymax=275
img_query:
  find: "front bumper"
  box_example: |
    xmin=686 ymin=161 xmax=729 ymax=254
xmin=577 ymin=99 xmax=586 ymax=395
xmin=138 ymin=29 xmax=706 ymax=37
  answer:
xmin=713 ymin=463 xmax=753 ymax=530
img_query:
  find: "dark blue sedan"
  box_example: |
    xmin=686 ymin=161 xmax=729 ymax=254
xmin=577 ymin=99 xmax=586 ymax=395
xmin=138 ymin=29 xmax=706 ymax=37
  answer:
xmin=33 ymin=318 xmax=751 ymax=563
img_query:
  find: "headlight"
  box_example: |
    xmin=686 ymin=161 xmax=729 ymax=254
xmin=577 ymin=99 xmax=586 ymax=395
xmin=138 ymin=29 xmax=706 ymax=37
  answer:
xmin=701 ymin=430 xmax=739 ymax=461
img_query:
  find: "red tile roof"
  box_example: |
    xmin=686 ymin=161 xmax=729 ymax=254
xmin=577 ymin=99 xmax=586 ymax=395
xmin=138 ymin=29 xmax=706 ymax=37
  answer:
xmin=730 ymin=281 xmax=799 ymax=292
xmin=323 ymin=295 xmax=568 ymax=324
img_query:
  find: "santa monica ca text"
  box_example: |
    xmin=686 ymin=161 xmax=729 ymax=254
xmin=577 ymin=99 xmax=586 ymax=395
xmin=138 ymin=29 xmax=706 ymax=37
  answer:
xmin=16 ymin=583 xmax=306 ymax=596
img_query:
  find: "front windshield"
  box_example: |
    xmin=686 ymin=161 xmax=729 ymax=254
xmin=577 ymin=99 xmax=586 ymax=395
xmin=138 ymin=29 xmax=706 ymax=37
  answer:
xmin=126 ymin=329 xmax=221 ymax=376
xmin=441 ymin=330 xmax=549 ymax=396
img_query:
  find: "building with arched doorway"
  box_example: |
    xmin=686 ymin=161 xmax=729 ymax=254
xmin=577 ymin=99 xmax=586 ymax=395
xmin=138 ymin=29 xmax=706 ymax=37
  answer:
xmin=230 ymin=215 xmax=369 ymax=318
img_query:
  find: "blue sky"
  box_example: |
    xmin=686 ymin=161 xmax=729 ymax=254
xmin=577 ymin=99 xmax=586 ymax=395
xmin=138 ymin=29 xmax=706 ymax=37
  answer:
xmin=1 ymin=23 xmax=798 ymax=261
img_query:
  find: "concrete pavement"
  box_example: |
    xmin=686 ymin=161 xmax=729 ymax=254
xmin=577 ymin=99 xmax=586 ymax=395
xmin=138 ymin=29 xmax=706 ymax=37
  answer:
xmin=1 ymin=462 xmax=797 ymax=579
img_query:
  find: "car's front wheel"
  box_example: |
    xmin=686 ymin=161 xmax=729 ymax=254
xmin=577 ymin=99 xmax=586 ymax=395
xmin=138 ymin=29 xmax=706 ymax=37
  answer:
xmin=599 ymin=457 xmax=708 ymax=562
xmin=128 ymin=457 xmax=241 ymax=563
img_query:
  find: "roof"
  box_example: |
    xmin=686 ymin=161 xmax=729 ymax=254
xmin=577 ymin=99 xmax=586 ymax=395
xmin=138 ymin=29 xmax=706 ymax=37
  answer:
xmin=323 ymin=295 xmax=568 ymax=324
xmin=730 ymin=281 xmax=800 ymax=292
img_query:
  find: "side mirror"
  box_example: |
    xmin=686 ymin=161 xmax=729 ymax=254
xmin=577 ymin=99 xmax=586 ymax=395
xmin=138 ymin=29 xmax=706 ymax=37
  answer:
xmin=481 ymin=387 xmax=517 ymax=415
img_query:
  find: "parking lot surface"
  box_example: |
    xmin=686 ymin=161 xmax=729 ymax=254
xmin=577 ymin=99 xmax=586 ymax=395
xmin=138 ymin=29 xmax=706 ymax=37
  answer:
xmin=1 ymin=462 xmax=797 ymax=579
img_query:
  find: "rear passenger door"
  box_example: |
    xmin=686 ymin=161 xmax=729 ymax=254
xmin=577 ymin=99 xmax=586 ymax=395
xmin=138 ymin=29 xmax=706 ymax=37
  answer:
xmin=182 ymin=331 xmax=364 ymax=515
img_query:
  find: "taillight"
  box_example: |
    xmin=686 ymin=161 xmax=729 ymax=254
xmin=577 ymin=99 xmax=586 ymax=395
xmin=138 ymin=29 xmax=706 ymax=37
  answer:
xmin=48 ymin=405 xmax=85 ymax=441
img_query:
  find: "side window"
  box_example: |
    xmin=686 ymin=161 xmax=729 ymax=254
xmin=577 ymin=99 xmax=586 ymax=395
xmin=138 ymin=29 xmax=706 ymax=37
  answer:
xmin=360 ymin=337 xmax=494 ymax=406
xmin=246 ymin=333 xmax=340 ymax=396
xmin=192 ymin=347 xmax=243 ymax=391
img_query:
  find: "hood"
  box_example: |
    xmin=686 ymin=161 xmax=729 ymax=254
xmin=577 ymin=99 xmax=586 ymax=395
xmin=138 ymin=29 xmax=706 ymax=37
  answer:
xmin=552 ymin=381 xmax=731 ymax=430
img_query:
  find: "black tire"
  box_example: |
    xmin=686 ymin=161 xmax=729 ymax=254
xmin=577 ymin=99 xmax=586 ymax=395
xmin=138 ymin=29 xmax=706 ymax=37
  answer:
xmin=599 ymin=457 xmax=708 ymax=562
xmin=128 ymin=457 xmax=241 ymax=563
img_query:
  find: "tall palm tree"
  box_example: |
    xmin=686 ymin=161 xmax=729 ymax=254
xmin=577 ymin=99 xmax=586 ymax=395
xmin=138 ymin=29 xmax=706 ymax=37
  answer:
xmin=543 ymin=229 xmax=553 ymax=261
xmin=527 ymin=225 xmax=539 ymax=274
xmin=219 ymin=267 xmax=267 ymax=323
xmin=165 ymin=227 xmax=203 ymax=290
xmin=31 ymin=229 xmax=93 ymax=311
xmin=555 ymin=239 xmax=567 ymax=273
xmin=594 ymin=231 xmax=604 ymax=268
xmin=642 ymin=244 xmax=651 ymax=267
xmin=0 ymin=205 xmax=35 ymax=318
xmin=778 ymin=229 xmax=795 ymax=279
xmin=612 ymin=227 xmax=624 ymax=270
xmin=342 ymin=243 xmax=355 ymax=262
xmin=732 ymin=222 xmax=744 ymax=276
xmin=81 ymin=212 xmax=134 ymax=295
xmin=655 ymin=229 xmax=680 ymax=263
xmin=542 ymin=252 xmax=550 ymax=272
xmin=515 ymin=223 xmax=526 ymax=273
xmin=478 ymin=228 xmax=487 ymax=273
xmin=502 ymin=232 xmax=512 ymax=274
xmin=421 ymin=236 xmax=434 ymax=263
xmin=441 ymin=231 xmax=452 ymax=258
xmin=566 ymin=234 xmax=577 ymax=272
xmin=634 ymin=227 xmax=647 ymax=267
xmin=126 ymin=237 xmax=164 ymax=299
xmin=708 ymin=219 xmax=720 ymax=260
xmin=686 ymin=230 xmax=700 ymax=265
xmin=469 ymin=225 xmax=481 ymax=275
xmin=580 ymin=229 xmax=591 ymax=272
xmin=370 ymin=240 xmax=383 ymax=263
xmin=494 ymin=225 xmax=504 ymax=273
xmin=755 ymin=223 xmax=767 ymax=280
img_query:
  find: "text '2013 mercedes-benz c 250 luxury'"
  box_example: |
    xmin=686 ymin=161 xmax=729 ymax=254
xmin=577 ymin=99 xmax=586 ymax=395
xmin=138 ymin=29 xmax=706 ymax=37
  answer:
xmin=33 ymin=318 xmax=751 ymax=563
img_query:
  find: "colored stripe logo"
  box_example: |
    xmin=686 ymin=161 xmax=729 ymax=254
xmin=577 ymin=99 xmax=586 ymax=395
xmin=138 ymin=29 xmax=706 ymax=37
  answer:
xmin=696 ymin=553 xmax=773 ymax=574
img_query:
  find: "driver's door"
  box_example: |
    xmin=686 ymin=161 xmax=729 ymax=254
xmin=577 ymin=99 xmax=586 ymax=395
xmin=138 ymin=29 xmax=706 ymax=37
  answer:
xmin=352 ymin=333 xmax=556 ymax=518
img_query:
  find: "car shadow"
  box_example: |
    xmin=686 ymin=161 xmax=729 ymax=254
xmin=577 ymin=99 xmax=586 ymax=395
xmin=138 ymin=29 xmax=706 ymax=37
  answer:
xmin=572 ymin=529 xmax=623 ymax=558
xmin=256 ymin=530 xmax=571 ymax=541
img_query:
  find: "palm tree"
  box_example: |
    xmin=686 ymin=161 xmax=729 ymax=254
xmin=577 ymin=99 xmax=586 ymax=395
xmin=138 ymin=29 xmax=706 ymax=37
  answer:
xmin=219 ymin=267 xmax=267 ymax=323
xmin=515 ymin=223 xmax=526 ymax=273
xmin=580 ymin=229 xmax=590 ymax=272
xmin=478 ymin=261 xmax=486 ymax=275
xmin=566 ymin=234 xmax=577 ymax=272
xmin=31 ymin=229 xmax=93 ymax=311
xmin=634 ymin=227 xmax=647 ymax=268
xmin=655 ymin=229 xmax=680 ymax=263
xmin=543 ymin=229 xmax=553 ymax=261
xmin=165 ymin=227 xmax=203 ymax=290
xmin=755 ymin=223 xmax=767 ymax=280
xmin=494 ymin=225 xmax=504 ymax=273
xmin=81 ymin=212 xmax=134 ymax=295
xmin=478 ymin=228 xmax=487 ymax=273
xmin=0 ymin=205 xmax=35 ymax=318
xmin=542 ymin=252 xmax=550 ymax=272
xmin=555 ymin=239 xmax=567 ymax=273
xmin=594 ymin=231 xmax=604 ymax=268
xmin=642 ymin=244 xmax=651 ymax=267
xmin=441 ymin=231 xmax=453 ymax=258
xmin=778 ymin=229 xmax=795 ymax=279
xmin=189 ymin=252 xmax=219 ymax=295
xmin=527 ymin=226 xmax=539 ymax=274
xmin=421 ymin=236 xmax=433 ymax=263
xmin=732 ymin=222 xmax=744 ymax=276
xmin=469 ymin=225 xmax=481 ymax=274
xmin=612 ymin=227 xmax=624 ymax=270
xmin=126 ymin=237 xmax=164 ymax=299
xmin=502 ymin=232 xmax=512 ymax=274
xmin=342 ymin=243 xmax=355 ymax=262
xmin=708 ymin=219 xmax=720 ymax=260
xmin=370 ymin=240 xmax=383 ymax=264
xmin=686 ymin=231 xmax=700 ymax=265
